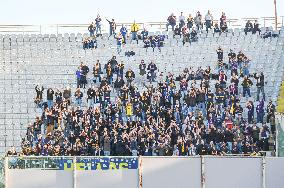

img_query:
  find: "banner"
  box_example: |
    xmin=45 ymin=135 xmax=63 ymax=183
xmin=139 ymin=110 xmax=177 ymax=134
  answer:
xmin=8 ymin=157 xmax=138 ymax=171
xmin=72 ymin=157 xmax=138 ymax=170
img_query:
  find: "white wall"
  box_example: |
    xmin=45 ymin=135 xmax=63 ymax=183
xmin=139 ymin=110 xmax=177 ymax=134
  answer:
xmin=7 ymin=169 xmax=73 ymax=188
xmin=141 ymin=157 xmax=202 ymax=188
xmin=204 ymin=157 xmax=263 ymax=188
xmin=76 ymin=170 xmax=138 ymax=188
xmin=265 ymin=157 xmax=284 ymax=188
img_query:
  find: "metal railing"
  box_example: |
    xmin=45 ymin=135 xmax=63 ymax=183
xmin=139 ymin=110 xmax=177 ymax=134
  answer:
xmin=0 ymin=16 xmax=283 ymax=35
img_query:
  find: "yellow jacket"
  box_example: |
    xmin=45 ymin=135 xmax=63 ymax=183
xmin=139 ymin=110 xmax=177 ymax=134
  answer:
xmin=126 ymin=103 xmax=133 ymax=116
xmin=131 ymin=24 xmax=139 ymax=32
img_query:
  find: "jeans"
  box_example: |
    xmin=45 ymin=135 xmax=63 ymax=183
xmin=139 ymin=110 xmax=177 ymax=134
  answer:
xmin=117 ymin=44 xmax=122 ymax=54
xmin=75 ymin=98 xmax=82 ymax=107
xmin=243 ymin=87 xmax=251 ymax=97
xmin=109 ymin=28 xmax=115 ymax=38
xmin=205 ymin=20 xmax=212 ymax=32
xmin=257 ymin=86 xmax=265 ymax=101
xmin=92 ymin=76 xmax=101 ymax=84
xmin=257 ymin=112 xmax=264 ymax=123
xmin=188 ymin=106 xmax=196 ymax=113
xmin=166 ymin=23 xmax=175 ymax=31
xmin=90 ymin=30 xmax=94 ymax=37
xmin=131 ymin=32 xmax=138 ymax=44
xmin=198 ymin=102 xmax=206 ymax=115
xmin=47 ymin=100 xmax=53 ymax=109
xmin=87 ymin=98 xmax=94 ymax=108
xmin=227 ymin=142 xmax=233 ymax=154
xmin=96 ymin=24 xmax=101 ymax=34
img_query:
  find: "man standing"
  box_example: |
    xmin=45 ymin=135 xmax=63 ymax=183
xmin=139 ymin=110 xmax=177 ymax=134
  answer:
xmin=95 ymin=14 xmax=102 ymax=35
xmin=88 ymin=22 xmax=95 ymax=37
xmin=106 ymin=18 xmax=116 ymax=38
xmin=205 ymin=10 xmax=213 ymax=33
xmin=178 ymin=12 xmax=185 ymax=29
xmin=254 ymin=72 xmax=265 ymax=101
xmin=120 ymin=24 xmax=128 ymax=44
xmin=47 ymin=88 xmax=54 ymax=109
xmin=147 ymin=61 xmax=158 ymax=83
xmin=131 ymin=21 xmax=139 ymax=44
xmin=166 ymin=13 xmax=176 ymax=31
xmin=87 ymin=86 xmax=95 ymax=108
xmin=242 ymin=76 xmax=253 ymax=97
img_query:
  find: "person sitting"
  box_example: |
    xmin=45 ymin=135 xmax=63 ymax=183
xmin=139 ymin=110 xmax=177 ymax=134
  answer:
xmin=141 ymin=28 xmax=149 ymax=41
xmin=214 ymin=23 xmax=221 ymax=34
xmin=82 ymin=38 xmax=89 ymax=50
xmin=143 ymin=37 xmax=151 ymax=50
xmin=220 ymin=22 xmax=228 ymax=33
xmin=253 ymin=20 xmax=261 ymax=35
xmin=189 ymin=28 xmax=198 ymax=43
xmin=261 ymin=27 xmax=272 ymax=39
xmin=174 ymin=25 xmax=181 ymax=38
xmin=182 ymin=26 xmax=190 ymax=45
xmin=244 ymin=20 xmax=253 ymax=35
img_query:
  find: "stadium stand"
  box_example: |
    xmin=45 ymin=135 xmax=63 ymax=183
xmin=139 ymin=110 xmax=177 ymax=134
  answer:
xmin=1 ymin=16 xmax=284 ymax=156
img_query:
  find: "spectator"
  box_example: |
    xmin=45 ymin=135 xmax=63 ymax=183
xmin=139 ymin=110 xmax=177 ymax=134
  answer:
xmin=46 ymin=88 xmax=54 ymax=109
xmin=194 ymin=11 xmax=203 ymax=31
xmin=131 ymin=21 xmax=139 ymax=44
xmin=141 ymin=28 xmax=149 ymax=41
xmin=147 ymin=61 xmax=158 ymax=82
xmin=95 ymin=14 xmax=102 ymax=35
xmin=74 ymin=88 xmax=83 ymax=107
xmin=216 ymin=46 xmax=223 ymax=61
xmin=244 ymin=20 xmax=253 ymax=35
xmin=205 ymin=10 xmax=213 ymax=33
xmin=187 ymin=14 xmax=194 ymax=29
xmin=214 ymin=23 xmax=221 ymax=34
xmin=106 ymin=18 xmax=116 ymax=38
xmin=166 ymin=13 xmax=177 ymax=31
xmin=116 ymin=32 xmax=123 ymax=54
xmin=242 ymin=76 xmax=253 ymax=97
xmin=253 ymin=20 xmax=261 ymax=35
xmin=88 ymin=22 xmax=95 ymax=37
xmin=254 ymin=72 xmax=265 ymax=101
xmin=35 ymin=84 xmax=44 ymax=104
xmin=120 ymin=24 xmax=128 ymax=44
xmin=178 ymin=12 xmax=185 ymax=29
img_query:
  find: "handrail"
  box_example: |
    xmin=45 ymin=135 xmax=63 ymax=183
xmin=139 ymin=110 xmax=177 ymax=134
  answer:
xmin=0 ymin=16 xmax=282 ymax=35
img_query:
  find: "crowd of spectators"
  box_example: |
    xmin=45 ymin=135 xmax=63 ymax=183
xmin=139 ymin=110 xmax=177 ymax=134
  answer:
xmin=16 ymin=44 xmax=277 ymax=157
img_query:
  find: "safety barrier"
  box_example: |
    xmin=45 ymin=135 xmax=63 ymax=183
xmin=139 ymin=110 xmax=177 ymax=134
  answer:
xmin=0 ymin=16 xmax=283 ymax=35
xmin=2 ymin=156 xmax=284 ymax=188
